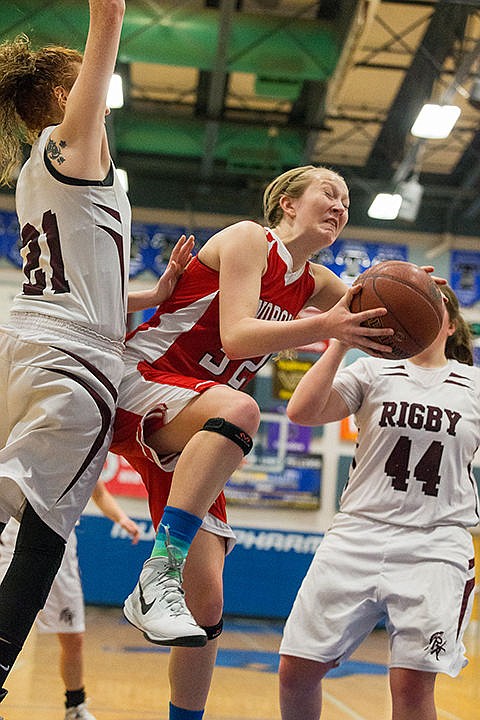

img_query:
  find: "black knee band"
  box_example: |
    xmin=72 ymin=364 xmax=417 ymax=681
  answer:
xmin=202 ymin=418 xmax=253 ymax=456
xmin=200 ymin=618 xmax=223 ymax=640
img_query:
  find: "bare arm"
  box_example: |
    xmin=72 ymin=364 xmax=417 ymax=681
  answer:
xmin=287 ymin=340 xmax=352 ymax=426
xmin=91 ymin=480 xmax=141 ymax=544
xmin=49 ymin=0 xmax=125 ymax=179
xmin=127 ymin=234 xmax=194 ymax=314
xmin=214 ymin=224 xmax=393 ymax=359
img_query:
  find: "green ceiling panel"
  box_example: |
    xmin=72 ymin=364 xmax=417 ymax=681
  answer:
xmin=1 ymin=1 xmax=341 ymax=81
xmin=115 ymin=115 xmax=206 ymax=158
xmin=114 ymin=112 xmax=304 ymax=170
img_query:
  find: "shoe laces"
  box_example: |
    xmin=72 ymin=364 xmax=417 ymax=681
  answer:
xmin=152 ymin=526 xmax=189 ymax=617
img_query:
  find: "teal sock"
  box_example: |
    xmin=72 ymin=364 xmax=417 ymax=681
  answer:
xmin=169 ymin=703 xmax=204 ymax=720
xmin=151 ymin=506 xmax=202 ymax=560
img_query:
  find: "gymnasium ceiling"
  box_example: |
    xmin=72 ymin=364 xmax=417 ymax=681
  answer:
xmin=2 ymin=0 xmax=480 ymax=239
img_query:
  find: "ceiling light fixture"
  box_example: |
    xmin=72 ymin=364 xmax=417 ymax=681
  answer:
xmin=107 ymin=73 xmax=124 ymax=109
xmin=367 ymin=193 xmax=403 ymax=220
xmin=397 ymin=176 xmax=424 ymax=222
xmin=410 ymin=103 xmax=460 ymax=139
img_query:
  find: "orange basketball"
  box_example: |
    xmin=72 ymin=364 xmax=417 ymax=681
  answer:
xmin=350 ymin=261 xmax=444 ymax=359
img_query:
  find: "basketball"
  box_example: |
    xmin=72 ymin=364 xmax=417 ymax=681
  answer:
xmin=350 ymin=260 xmax=445 ymax=359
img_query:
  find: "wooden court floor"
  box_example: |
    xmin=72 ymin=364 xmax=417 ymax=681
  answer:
xmin=1 ymin=606 xmax=479 ymax=720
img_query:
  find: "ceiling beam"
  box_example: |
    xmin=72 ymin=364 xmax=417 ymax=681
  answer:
xmin=200 ymin=0 xmax=236 ymax=180
xmin=366 ymin=0 xmax=472 ymax=179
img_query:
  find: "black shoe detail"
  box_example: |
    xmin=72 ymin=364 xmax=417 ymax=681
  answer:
xmin=142 ymin=631 xmax=208 ymax=648
xmin=138 ymin=581 xmax=155 ymax=615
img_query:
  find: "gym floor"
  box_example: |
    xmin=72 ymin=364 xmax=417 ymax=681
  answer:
xmin=2 ymin=606 xmax=479 ymax=720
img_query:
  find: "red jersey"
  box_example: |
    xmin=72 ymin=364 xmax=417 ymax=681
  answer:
xmin=112 ymin=228 xmax=315 ymax=529
xmin=123 ymin=227 xmax=315 ymax=390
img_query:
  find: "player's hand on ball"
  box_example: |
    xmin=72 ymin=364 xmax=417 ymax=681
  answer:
xmin=419 ymin=265 xmax=447 ymax=287
xmin=324 ymin=286 xmax=394 ymax=356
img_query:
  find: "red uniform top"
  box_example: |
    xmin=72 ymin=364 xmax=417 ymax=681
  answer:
xmin=124 ymin=227 xmax=315 ymax=390
xmin=112 ymin=227 xmax=316 ymax=527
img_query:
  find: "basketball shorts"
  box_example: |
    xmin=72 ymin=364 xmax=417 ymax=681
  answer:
xmin=0 ymin=323 xmax=123 ymax=540
xmin=111 ymin=363 xmax=235 ymax=551
xmin=0 ymin=519 xmax=85 ymax=633
xmin=280 ymin=513 xmax=475 ymax=677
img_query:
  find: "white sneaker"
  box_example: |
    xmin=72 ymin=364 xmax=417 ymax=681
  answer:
xmin=123 ymin=537 xmax=207 ymax=647
xmin=65 ymin=702 xmax=96 ymax=720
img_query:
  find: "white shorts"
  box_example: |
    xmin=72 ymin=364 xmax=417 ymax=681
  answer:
xmin=0 ymin=519 xmax=85 ymax=633
xmin=0 ymin=322 xmax=123 ymax=540
xmin=115 ymin=356 xmax=221 ymax=471
xmin=280 ymin=513 xmax=475 ymax=677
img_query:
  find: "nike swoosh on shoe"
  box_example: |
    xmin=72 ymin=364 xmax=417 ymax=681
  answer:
xmin=139 ymin=581 xmax=155 ymax=614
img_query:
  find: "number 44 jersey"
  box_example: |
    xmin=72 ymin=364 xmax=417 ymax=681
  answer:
xmin=333 ymin=357 xmax=480 ymax=529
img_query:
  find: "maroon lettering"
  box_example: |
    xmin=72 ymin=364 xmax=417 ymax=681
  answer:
xmin=379 ymin=402 xmax=397 ymax=427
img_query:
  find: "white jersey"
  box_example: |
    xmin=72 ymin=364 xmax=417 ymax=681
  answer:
xmin=333 ymin=357 xmax=480 ymax=528
xmin=12 ymin=126 xmax=131 ymax=342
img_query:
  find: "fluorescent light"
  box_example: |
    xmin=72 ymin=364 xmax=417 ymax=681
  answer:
xmin=397 ymin=177 xmax=424 ymax=222
xmin=117 ymin=168 xmax=129 ymax=192
xmin=411 ymin=103 xmax=460 ymax=139
xmin=367 ymin=193 xmax=402 ymax=220
xmin=107 ymin=73 xmax=124 ymax=109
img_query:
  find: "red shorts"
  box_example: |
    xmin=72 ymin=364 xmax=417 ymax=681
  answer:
xmin=111 ymin=407 xmax=227 ymax=530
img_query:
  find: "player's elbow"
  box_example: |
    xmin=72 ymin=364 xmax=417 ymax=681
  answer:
xmin=286 ymin=403 xmax=307 ymax=426
xmin=220 ymin=330 xmax=248 ymax=360
xmin=287 ymin=401 xmax=319 ymax=427
xmin=221 ymin=341 xmax=246 ymax=361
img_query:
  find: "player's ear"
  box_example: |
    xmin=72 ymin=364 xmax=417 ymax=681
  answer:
xmin=279 ymin=193 xmax=296 ymax=219
xmin=446 ymin=319 xmax=457 ymax=337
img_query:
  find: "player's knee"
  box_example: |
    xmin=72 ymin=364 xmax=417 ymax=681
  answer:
xmin=279 ymin=655 xmax=303 ymax=692
xmin=390 ymin=668 xmax=435 ymax=710
xmin=202 ymin=413 xmax=257 ymax=456
xmin=279 ymin=655 xmax=331 ymax=691
xmin=190 ymin=591 xmax=223 ymax=632
xmin=225 ymin=393 xmax=261 ymax=435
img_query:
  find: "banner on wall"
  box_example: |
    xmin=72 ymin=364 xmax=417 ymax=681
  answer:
xmin=0 ymin=210 xmax=408 ymax=283
xmin=272 ymin=357 xmax=314 ymax=400
xmin=267 ymin=421 xmax=312 ymax=454
xmin=100 ymin=452 xmax=147 ymax=498
xmin=314 ymin=239 xmax=408 ymax=285
xmin=226 ymin=453 xmax=322 ymax=509
xmin=450 ymin=249 xmax=480 ymax=307
xmin=0 ymin=211 xmax=21 ymax=268
xmin=127 ymin=221 xmax=223 ymax=277
xmin=76 ymin=514 xmax=324 ymax=617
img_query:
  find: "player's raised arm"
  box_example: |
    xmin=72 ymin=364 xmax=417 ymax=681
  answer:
xmin=49 ymin=0 xmax=125 ymax=179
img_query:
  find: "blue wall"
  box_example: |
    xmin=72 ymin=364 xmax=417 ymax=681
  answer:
xmin=76 ymin=514 xmax=322 ymax=619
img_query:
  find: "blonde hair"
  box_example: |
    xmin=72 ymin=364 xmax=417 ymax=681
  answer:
xmin=263 ymin=165 xmax=346 ymax=227
xmin=442 ymin=285 xmax=473 ymax=365
xmin=0 ymin=34 xmax=82 ymax=186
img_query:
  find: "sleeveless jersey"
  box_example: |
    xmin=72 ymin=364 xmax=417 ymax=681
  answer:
xmin=123 ymin=227 xmax=315 ymax=390
xmin=12 ymin=126 xmax=131 ymax=342
xmin=333 ymin=357 xmax=480 ymax=528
